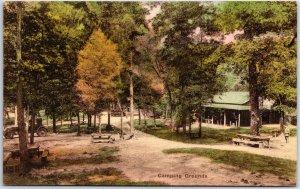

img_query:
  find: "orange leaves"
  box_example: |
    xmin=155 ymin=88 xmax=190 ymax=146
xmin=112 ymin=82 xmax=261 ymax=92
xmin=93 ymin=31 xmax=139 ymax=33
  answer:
xmin=76 ymin=30 xmax=123 ymax=111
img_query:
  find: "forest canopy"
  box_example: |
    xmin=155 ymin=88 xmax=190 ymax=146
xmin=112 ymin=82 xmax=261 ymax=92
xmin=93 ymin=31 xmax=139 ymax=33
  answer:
xmin=3 ymin=1 xmax=297 ymax=174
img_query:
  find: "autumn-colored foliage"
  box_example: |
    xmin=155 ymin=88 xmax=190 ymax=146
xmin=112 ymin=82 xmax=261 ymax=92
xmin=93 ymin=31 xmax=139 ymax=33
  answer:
xmin=77 ymin=30 xmax=122 ymax=112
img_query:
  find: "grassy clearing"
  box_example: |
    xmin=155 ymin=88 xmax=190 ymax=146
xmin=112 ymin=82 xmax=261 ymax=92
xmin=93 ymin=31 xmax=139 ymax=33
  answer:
xmin=260 ymin=127 xmax=297 ymax=137
xmin=49 ymin=146 xmax=120 ymax=168
xmin=163 ymin=147 xmax=296 ymax=179
xmin=134 ymin=120 xmax=249 ymax=144
xmin=134 ymin=119 xmax=297 ymax=144
xmin=3 ymin=167 xmax=167 ymax=186
xmin=45 ymin=124 xmax=120 ymax=134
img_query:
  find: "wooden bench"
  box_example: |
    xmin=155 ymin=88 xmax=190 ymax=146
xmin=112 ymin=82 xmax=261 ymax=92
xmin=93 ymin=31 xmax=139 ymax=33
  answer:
xmin=232 ymin=138 xmax=264 ymax=148
xmin=41 ymin=149 xmax=50 ymax=165
xmin=232 ymin=138 xmax=243 ymax=145
xmin=236 ymin=134 xmax=271 ymax=149
xmin=91 ymin=134 xmax=111 ymax=139
xmin=243 ymin=140 xmax=264 ymax=148
xmin=91 ymin=134 xmax=115 ymax=143
xmin=188 ymin=132 xmax=199 ymax=139
xmin=4 ymin=158 xmax=20 ymax=173
xmin=271 ymin=130 xmax=281 ymax=137
xmin=3 ymin=152 xmax=12 ymax=166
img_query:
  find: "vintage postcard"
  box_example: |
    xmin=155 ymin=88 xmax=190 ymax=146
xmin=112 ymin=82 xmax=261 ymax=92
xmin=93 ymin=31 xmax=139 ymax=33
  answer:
xmin=3 ymin=1 xmax=297 ymax=186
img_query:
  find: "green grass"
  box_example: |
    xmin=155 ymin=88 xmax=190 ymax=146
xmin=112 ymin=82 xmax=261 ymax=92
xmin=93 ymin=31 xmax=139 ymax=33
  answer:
xmin=4 ymin=167 xmax=167 ymax=186
xmin=163 ymin=147 xmax=297 ymax=179
xmin=134 ymin=120 xmax=249 ymax=144
xmin=260 ymin=127 xmax=297 ymax=137
xmin=45 ymin=124 xmax=120 ymax=134
xmin=134 ymin=119 xmax=297 ymax=144
xmin=49 ymin=146 xmax=120 ymax=168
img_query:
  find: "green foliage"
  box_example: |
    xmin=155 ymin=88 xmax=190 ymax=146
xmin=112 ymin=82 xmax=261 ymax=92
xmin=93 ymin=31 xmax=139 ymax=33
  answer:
xmin=134 ymin=76 xmax=162 ymax=110
xmin=163 ymin=147 xmax=296 ymax=178
xmin=4 ymin=1 xmax=297 ymax=138
xmin=93 ymin=2 xmax=147 ymax=64
xmin=228 ymin=38 xmax=297 ymax=114
xmin=216 ymin=1 xmax=296 ymax=134
xmin=153 ymin=2 xmax=227 ymax=129
xmin=216 ymin=2 xmax=296 ymax=38
xmin=4 ymin=2 xmax=92 ymax=121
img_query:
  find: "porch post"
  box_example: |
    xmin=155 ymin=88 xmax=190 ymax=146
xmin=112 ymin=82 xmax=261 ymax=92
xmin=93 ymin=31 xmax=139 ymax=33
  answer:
xmin=223 ymin=111 xmax=226 ymax=126
xmin=238 ymin=111 xmax=241 ymax=127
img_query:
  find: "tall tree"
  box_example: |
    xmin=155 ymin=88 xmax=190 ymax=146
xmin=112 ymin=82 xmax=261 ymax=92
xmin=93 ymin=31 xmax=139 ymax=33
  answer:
xmin=153 ymin=2 xmax=225 ymax=134
xmin=4 ymin=1 xmax=30 ymax=174
xmin=95 ymin=2 xmax=147 ymax=133
xmin=77 ymin=30 xmax=122 ymax=128
xmin=217 ymin=1 xmax=296 ymax=135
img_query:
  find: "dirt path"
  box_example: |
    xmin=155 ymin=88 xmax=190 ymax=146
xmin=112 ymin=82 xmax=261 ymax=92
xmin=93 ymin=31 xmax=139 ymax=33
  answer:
xmin=3 ymin=116 xmax=297 ymax=186
xmin=113 ymin=117 xmax=297 ymax=161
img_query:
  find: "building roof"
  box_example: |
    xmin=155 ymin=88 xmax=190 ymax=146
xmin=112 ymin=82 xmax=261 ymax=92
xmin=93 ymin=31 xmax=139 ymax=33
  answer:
xmin=204 ymin=91 xmax=274 ymax=110
xmin=204 ymin=103 xmax=250 ymax=110
xmin=212 ymin=91 xmax=249 ymax=105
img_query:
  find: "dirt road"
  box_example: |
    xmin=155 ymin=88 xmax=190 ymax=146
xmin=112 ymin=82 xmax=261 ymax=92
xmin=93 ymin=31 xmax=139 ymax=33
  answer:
xmin=3 ymin=114 xmax=297 ymax=186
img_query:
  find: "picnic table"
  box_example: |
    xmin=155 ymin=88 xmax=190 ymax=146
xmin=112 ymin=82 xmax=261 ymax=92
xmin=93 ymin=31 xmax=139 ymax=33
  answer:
xmin=233 ymin=134 xmax=271 ymax=148
xmin=10 ymin=143 xmax=40 ymax=158
xmin=4 ymin=143 xmax=42 ymax=173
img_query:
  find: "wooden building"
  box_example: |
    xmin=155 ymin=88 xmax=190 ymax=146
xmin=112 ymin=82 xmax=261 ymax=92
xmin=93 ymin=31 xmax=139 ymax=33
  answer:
xmin=203 ymin=92 xmax=280 ymax=127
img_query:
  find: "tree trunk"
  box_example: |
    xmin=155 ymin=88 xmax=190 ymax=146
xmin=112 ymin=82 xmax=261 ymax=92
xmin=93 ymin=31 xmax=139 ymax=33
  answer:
xmin=188 ymin=115 xmax=192 ymax=134
xmin=94 ymin=113 xmax=96 ymax=129
xmin=197 ymin=106 xmax=202 ymax=137
xmin=14 ymin=105 xmax=18 ymax=127
xmin=77 ymin=112 xmax=81 ymax=136
xmin=87 ymin=113 xmax=89 ymax=127
xmin=46 ymin=115 xmax=49 ymax=127
xmin=16 ymin=2 xmax=28 ymax=174
xmin=130 ymin=77 xmax=134 ymax=133
xmin=153 ymin=107 xmax=156 ymax=128
xmin=117 ymin=99 xmax=123 ymax=137
xmin=70 ymin=112 xmax=73 ymax=126
xmin=279 ymin=111 xmax=285 ymax=133
xmin=165 ymin=83 xmax=174 ymax=131
xmin=87 ymin=113 xmax=91 ymax=127
xmin=129 ymin=51 xmax=134 ymax=134
xmin=138 ymin=108 xmax=141 ymax=125
xmin=25 ymin=106 xmax=30 ymax=143
xmin=17 ymin=79 xmax=28 ymax=174
xmin=249 ymin=61 xmax=260 ymax=136
xmin=89 ymin=114 xmax=92 ymax=127
xmin=108 ymin=103 xmax=111 ymax=126
xmin=52 ymin=112 xmax=57 ymax=133
xmin=60 ymin=115 xmax=63 ymax=128
xmin=165 ymin=104 xmax=168 ymax=119
xmin=198 ymin=116 xmax=202 ymax=138
xmin=83 ymin=113 xmax=85 ymax=124
xmin=182 ymin=118 xmax=186 ymax=134
xmin=98 ymin=113 xmax=102 ymax=134
xmin=30 ymin=110 xmax=35 ymax=144
xmin=143 ymin=110 xmax=147 ymax=130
